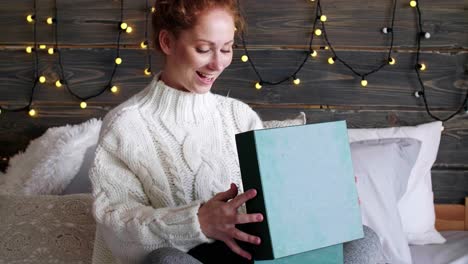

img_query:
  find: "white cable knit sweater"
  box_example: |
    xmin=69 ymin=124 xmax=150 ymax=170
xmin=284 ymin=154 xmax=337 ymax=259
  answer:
xmin=89 ymin=76 xmax=263 ymax=264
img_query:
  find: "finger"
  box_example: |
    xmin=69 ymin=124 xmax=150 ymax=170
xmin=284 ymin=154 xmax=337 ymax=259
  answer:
xmin=224 ymin=238 xmax=252 ymax=260
xmin=213 ymin=183 xmax=238 ymax=202
xmin=229 ymin=188 xmax=257 ymax=209
xmin=235 ymin=213 xmax=264 ymax=224
xmin=231 ymin=228 xmax=261 ymax=245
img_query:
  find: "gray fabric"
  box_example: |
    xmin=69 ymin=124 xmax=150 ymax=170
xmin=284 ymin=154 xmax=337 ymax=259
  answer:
xmin=344 ymin=225 xmax=384 ymax=264
xmin=144 ymin=247 xmax=202 ymax=264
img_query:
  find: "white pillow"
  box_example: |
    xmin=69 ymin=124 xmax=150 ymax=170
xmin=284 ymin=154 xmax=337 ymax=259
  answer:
xmin=351 ymin=138 xmax=421 ymax=264
xmin=348 ymin=121 xmax=446 ymax=245
xmin=0 ymin=118 xmax=102 ymax=195
xmin=262 ymin=112 xmax=306 ymax=128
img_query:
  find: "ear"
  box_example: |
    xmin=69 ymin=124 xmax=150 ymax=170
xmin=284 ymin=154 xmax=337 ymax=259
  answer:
xmin=159 ymin=29 xmax=174 ymax=56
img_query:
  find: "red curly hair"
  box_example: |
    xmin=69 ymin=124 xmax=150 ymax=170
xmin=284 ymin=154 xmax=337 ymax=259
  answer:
xmin=152 ymin=0 xmax=245 ymax=51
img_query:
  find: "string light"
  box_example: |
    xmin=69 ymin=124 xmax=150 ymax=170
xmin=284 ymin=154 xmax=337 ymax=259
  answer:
xmin=39 ymin=76 xmax=46 ymax=83
xmin=388 ymin=57 xmax=396 ymax=65
xmin=28 ymin=109 xmax=36 ymax=117
xmin=328 ymin=57 xmax=335 ymax=64
xmin=110 ymin=85 xmax=119 ymax=93
xmin=293 ymin=77 xmax=301 ymax=85
xmin=381 ymin=27 xmax=392 ymax=34
xmin=414 ymin=91 xmax=423 ymax=98
xmin=417 ymin=63 xmax=426 ymax=71
xmin=115 ymin=57 xmax=122 ymax=65
xmin=48 ymin=48 xmax=55 ymax=55
xmin=143 ymin=0 xmax=153 ymax=77
xmin=55 ymin=80 xmax=63 ymax=87
xmin=26 ymin=46 xmax=34 ymax=53
xmin=126 ymin=26 xmax=133 ymax=33
xmin=140 ymin=41 xmax=148 ymax=49
xmin=39 ymin=44 xmax=47 ymax=49
xmin=255 ymin=82 xmax=262 ymax=90
xmin=421 ymin=32 xmax=431 ymax=39
xmin=120 ymin=22 xmax=128 ymax=30
xmin=144 ymin=67 xmax=152 ymax=75
xmin=361 ymin=78 xmax=368 ymax=87
xmin=314 ymin=28 xmax=322 ymax=36
xmin=26 ymin=14 xmax=35 ymax=23
xmin=241 ymin=55 xmax=249 ymax=62
xmin=80 ymin=102 xmax=87 ymax=109
xmin=46 ymin=17 xmax=56 ymax=25
xmin=310 ymin=50 xmax=318 ymax=57
xmin=319 ymin=15 xmax=327 ymax=22
xmin=151 ymin=7 xmax=156 ymax=13
xmin=410 ymin=0 xmax=417 ymax=7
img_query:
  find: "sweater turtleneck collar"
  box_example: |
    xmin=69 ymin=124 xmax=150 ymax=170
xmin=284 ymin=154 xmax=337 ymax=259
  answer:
xmin=139 ymin=74 xmax=218 ymax=125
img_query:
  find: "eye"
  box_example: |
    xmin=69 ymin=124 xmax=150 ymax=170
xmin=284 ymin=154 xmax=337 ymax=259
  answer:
xmin=221 ymin=49 xmax=232 ymax=54
xmin=196 ymin=48 xmax=210 ymax=54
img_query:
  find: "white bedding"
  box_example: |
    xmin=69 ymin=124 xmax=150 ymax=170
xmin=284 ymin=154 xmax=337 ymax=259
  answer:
xmin=410 ymin=231 xmax=468 ymax=264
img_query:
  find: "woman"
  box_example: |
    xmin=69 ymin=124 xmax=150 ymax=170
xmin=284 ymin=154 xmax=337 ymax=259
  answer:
xmin=90 ymin=1 xmax=263 ymax=263
xmin=90 ymin=0 xmax=382 ymax=263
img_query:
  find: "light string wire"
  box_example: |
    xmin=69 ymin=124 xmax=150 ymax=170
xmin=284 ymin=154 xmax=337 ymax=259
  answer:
xmin=413 ymin=2 xmax=468 ymax=121
xmin=53 ymin=0 xmax=125 ymax=102
xmin=0 ymin=0 xmax=40 ymax=112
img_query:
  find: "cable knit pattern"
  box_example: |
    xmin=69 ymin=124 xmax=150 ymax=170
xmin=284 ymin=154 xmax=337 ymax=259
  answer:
xmin=89 ymin=75 xmax=263 ymax=264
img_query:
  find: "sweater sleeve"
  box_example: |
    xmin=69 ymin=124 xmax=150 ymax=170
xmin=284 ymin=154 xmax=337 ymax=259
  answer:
xmin=89 ymin=118 xmax=212 ymax=261
xmin=231 ymin=99 xmax=264 ymax=132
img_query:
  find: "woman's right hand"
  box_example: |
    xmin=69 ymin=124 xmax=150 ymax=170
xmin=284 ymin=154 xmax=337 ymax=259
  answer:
xmin=197 ymin=183 xmax=264 ymax=260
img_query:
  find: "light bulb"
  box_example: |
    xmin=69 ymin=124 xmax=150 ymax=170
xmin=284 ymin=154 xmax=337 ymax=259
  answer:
xmin=421 ymin=32 xmax=431 ymax=39
xmin=48 ymin=48 xmax=55 ymax=55
xmin=120 ymin=22 xmax=128 ymax=30
xmin=388 ymin=57 xmax=396 ymax=65
xmin=361 ymin=79 xmax=368 ymax=87
xmin=328 ymin=57 xmax=335 ymax=64
xmin=151 ymin=7 xmax=156 ymax=13
xmin=417 ymin=63 xmax=426 ymax=71
xmin=110 ymin=85 xmax=119 ymax=93
xmin=26 ymin=14 xmax=35 ymax=23
xmin=115 ymin=57 xmax=122 ymax=65
xmin=144 ymin=68 xmax=152 ymax=76
xmin=255 ymin=82 xmax=262 ymax=90
xmin=29 ymin=109 xmax=36 ymax=117
xmin=410 ymin=0 xmax=417 ymax=7
xmin=293 ymin=78 xmax=301 ymax=85
xmin=126 ymin=26 xmax=133 ymax=33
xmin=46 ymin=17 xmax=55 ymax=25
xmin=39 ymin=44 xmax=47 ymax=49
xmin=241 ymin=55 xmax=248 ymax=62
xmin=55 ymin=80 xmax=62 ymax=87
xmin=80 ymin=102 xmax=87 ymax=109
xmin=310 ymin=50 xmax=318 ymax=57
xmin=382 ymin=27 xmax=392 ymax=34
xmin=39 ymin=76 xmax=46 ymax=83
xmin=320 ymin=15 xmax=327 ymax=22
xmin=414 ymin=91 xmax=423 ymax=98
xmin=314 ymin=29 xmax=322 ymax=36
xmin=26 ymin=46 xmax=34 ymax=53
xmin=140 ymin=41 xmax=148 ymax=49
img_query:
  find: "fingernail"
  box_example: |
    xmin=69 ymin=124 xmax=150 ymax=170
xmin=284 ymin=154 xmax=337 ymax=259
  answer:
xmin=257 ymin=214 xmax=263 ymax=221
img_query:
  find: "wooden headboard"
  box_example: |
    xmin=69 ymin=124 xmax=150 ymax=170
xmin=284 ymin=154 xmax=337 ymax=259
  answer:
xmin=435 ymin=197 xmax=468 ymax=231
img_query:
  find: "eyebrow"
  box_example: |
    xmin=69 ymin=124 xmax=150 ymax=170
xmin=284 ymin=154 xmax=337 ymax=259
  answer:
xmin=196 ymin=39 xmax=234 ymax=45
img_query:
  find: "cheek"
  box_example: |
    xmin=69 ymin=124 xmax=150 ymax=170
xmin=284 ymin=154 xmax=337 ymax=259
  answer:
xmin=221 ymin=54 xmax=233 ymax=69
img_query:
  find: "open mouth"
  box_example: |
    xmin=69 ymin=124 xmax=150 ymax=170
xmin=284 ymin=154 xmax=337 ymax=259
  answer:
xmin=196 ymin=71 xmax=215 ymax=82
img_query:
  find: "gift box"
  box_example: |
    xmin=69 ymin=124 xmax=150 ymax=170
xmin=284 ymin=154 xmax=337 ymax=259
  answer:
xmin=236 ymin=121 xmax=363 ymax=260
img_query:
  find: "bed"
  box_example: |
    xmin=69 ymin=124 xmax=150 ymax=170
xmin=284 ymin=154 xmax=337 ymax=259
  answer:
xmin=412 ymin=199 xmax=468 ymax=264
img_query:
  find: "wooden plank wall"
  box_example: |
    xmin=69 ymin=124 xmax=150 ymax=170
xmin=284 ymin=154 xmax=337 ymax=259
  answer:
xmin=0 ymin=0 xmax=467 ymax=203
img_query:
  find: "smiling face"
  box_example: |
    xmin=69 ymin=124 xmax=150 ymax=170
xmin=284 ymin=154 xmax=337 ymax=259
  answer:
xmin=159 ymin=8 xmax=235 ymax=94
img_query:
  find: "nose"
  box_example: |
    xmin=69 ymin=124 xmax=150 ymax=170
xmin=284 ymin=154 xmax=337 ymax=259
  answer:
xmin=207 ymin=52 xmax=224 ymax=71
